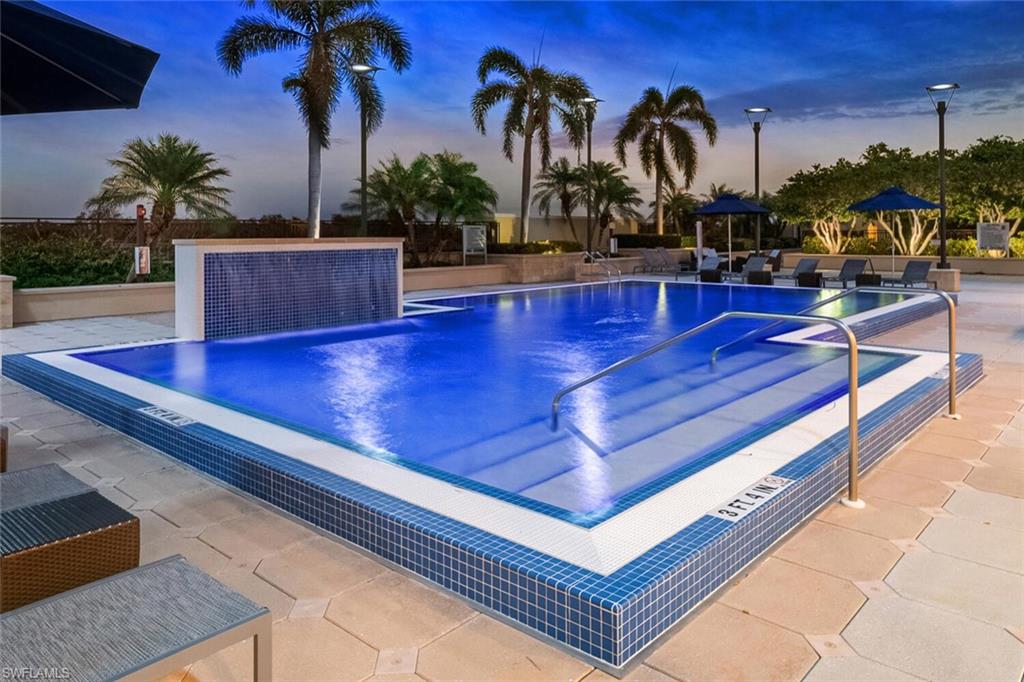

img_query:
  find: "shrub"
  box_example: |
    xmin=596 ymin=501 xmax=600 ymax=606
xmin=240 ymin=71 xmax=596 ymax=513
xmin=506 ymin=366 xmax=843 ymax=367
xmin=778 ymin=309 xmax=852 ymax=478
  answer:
xmin=615 ymin=234 xmax=681 ymax=249
xmin=843 ymin=235 xmax=894 ymax=256
xmin=1 ymin=235 xmax=174 ymax=288
xmin=489 ymin=240 xmax=583 ymax=255
xmin=1011 ymin=235 xmax=1024 ymax=258
xmin=801 ymin=236 xmax=828 ymax=254
xmin=945 ymin=238 xmax=981 ymax=257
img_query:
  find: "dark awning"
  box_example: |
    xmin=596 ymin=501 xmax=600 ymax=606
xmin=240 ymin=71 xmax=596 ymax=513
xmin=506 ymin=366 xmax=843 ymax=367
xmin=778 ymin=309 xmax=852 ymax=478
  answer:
xmin=1 ymin=1 xmax=159 ymax=115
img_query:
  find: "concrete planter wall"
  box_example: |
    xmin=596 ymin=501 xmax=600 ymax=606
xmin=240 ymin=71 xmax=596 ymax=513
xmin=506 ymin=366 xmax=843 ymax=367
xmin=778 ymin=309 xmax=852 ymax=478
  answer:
xmin=0 ymin=265 xmax=514 ymax=326
xmin=487 ymin=252 xmax=586 ymax=283
xmin=782 ymin=253 xmax=1024 ymax=276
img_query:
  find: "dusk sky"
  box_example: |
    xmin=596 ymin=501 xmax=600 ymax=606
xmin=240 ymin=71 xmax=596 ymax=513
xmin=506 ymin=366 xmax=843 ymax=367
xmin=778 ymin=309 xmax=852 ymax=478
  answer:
xmin=2 ymin=0 xmax=1022 ymax=219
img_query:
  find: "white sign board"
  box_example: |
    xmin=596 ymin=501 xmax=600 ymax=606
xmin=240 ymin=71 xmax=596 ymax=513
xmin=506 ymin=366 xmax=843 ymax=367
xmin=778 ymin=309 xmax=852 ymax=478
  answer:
xmin=462 ymin=224 xmax=487 ymax=265
xmin=976 ymin=222 xmax=1010 ymax=251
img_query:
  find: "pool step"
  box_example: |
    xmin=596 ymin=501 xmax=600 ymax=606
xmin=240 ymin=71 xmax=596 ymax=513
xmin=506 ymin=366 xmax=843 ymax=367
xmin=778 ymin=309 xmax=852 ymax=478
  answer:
xmin=423 ymin=346 xmax=792 ymax=477
xmin=453 ymin=347 xmax=846 ymax=487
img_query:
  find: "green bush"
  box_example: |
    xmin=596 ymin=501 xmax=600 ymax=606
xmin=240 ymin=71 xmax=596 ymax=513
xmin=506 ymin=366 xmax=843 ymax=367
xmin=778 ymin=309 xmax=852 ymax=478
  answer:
xmin=489 ymin=240 xmax=583 ymax=255
xmin=801 ymin=236 xmax=828 ymax=253
xmin=1 ymin=236 xmax=174 ymax=288
xmin=615 ymin=234 xmax=681 ymax=249
xmin=1010 ymin=235 xmax=1024 ymax=258
xmin=945 ymin=238 xmax=980 ymax=257
xmin=844 ymin=235 xmax=894 ymax=256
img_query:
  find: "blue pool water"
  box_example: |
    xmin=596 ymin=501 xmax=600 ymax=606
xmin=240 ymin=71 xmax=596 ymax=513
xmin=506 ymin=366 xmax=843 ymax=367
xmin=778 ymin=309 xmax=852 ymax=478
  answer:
xmin=76 ymin=282 xmax=907 ymax=519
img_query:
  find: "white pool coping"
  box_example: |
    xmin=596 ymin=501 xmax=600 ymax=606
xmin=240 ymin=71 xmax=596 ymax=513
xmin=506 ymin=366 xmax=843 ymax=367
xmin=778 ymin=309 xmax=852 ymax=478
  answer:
xmin=27 ymin=285 xmax=950 ymax=575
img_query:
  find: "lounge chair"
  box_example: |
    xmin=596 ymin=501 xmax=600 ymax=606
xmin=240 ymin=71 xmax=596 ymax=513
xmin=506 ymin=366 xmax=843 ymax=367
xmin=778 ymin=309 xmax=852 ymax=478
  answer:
xmin=766 ymin=249 xmax=783 ymax=272
xmin=681 ymin=254 xmax=722 ymax=281
xmin=632 ymin=249 xmax=670 ymax=274
xmin=0 ymin=555 xmax=272 ymax=681
xmin=725 ymin=256 xmax=768 ymax=281
xmin=747 ymin=270 xmax=773 ymax=285
xmin=823 ymin=259 xmax=867 ymax=289
xmin=655 ymin=246 xmax=690 ymax=272
xmin=775 ymin=258 xmax=819 ymax=281
xmin=0 ymin=464 xmax=139 ymax=612
xmin=882 ymin=260 xmax=936 ymax=288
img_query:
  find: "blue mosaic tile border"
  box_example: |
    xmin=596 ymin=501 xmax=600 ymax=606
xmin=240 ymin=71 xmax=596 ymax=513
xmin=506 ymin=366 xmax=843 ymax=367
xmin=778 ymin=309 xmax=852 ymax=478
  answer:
xmin=203 ymin=249 xmax=398 ymax=339
xmin=2 ymin=349 xmax=983 ymax=669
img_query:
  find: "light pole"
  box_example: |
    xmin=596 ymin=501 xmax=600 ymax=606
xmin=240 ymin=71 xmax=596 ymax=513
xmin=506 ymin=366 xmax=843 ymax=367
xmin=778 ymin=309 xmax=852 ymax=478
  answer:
xmin=350 ymin=63 xmax=382 ymax=237
xmin=744 ymin=107 xmax=771 ymax=255
xmin=580 ymin=96 xmax=602 ymax=253
xmin=926 ymin=83 xmax=959 ymax=269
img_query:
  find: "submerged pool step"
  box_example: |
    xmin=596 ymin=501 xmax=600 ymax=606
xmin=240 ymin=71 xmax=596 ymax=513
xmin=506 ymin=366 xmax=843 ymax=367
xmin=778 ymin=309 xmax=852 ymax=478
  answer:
xmin=471 ymin=352 xmax=879 ymax=511
xmin=423 ymin=346 xmax=787 ymax=477
xmin=460 ymin=348 xmax=850 ymax=493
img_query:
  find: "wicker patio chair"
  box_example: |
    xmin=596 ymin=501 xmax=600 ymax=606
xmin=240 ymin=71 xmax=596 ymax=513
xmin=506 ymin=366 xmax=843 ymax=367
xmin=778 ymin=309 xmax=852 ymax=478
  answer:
xmin=0 ymin=464 xmax=139 ymax=612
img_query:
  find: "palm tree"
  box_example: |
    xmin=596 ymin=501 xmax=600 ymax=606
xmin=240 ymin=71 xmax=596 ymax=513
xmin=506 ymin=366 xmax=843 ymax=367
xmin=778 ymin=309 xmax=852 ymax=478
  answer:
xmin=614 ymin=84 xmax=717 ymax=235
xmin=218 ymin=1 xmax=411 ymax=238
xmin=590 ymin=161 xmax=643 ymax=241
xmin=347 ymin=154 xmax=432 ymax=265
xmin=532 ymin=157 xmax=584 ymax=242
xmin=85 ymin=134 xmax=232 ymax=282
xmin=650 ymin=189 xmax=699 ymax=234
xmin=471 ymin=46 xmax=589 ymax=243
xmin=425 ymin=151 xmax=499 ymax=227
xmin=701 ymin=182 xmax=746 ymax=203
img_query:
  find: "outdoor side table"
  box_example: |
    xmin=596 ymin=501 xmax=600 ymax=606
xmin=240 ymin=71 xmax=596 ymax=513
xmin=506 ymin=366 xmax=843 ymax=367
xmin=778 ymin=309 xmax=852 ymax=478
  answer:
xmin=0 ymin=554 xmax=272 ymax=682
xmin=0 ymin=463 xmax=140 ymax=612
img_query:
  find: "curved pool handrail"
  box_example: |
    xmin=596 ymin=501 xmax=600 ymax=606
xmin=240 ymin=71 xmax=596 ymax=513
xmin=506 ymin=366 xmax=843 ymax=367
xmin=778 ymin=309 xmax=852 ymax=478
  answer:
xmin=550 ymin=310 xmax=865 ymax=507
xmin=710 ymin=286 xmax=959 ymax=418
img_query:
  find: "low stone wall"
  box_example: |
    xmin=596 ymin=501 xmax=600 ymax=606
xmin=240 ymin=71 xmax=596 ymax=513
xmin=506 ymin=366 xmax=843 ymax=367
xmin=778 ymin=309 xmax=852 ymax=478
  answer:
xmin=11 ymin=281 xmax=176 ymax=324
xmin=486 ymin=252 xmax=586 ymax=283
xmin=1 ymin=264 xmax=514 ymax=325
xmin=782 ymin=253 xmax=1024 ymax=276
xmin=404 ymin=264 xmax=509 ymax=291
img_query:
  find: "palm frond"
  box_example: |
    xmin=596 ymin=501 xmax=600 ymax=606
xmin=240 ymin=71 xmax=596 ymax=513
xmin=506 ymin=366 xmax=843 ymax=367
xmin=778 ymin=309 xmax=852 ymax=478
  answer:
xmin=476 ymin=46 xmax=527 ymax=84
xmin=217 ymin=15 xmax=306 ymax=74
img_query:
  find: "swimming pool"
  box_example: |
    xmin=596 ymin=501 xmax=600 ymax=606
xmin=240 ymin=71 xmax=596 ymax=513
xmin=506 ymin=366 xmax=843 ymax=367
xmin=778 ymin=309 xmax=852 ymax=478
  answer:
xmin=3 ymin=279 xmax=980 ymax=670
xmin=73 ymin=282 xmax=904 ymax=521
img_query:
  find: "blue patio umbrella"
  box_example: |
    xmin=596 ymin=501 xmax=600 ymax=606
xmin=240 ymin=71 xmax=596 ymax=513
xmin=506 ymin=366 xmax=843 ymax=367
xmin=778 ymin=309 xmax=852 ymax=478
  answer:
xmin=693 ymin=194 xmax=770 ymax=269
xmin=848 ymin=187 xmax=940 ymax=274
xmin=1 ymin=1 xmax=159 ymax=115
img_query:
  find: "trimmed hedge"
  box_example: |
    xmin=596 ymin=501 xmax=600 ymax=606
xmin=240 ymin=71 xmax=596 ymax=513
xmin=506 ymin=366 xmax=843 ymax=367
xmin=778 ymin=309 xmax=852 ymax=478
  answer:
xmin=488 ymin=240 xmax=583 ymax=255
xmin=615 ymin=234 xmax=681 ymax=249
xmin=802 ymin=234 xmax=1023 ymax=258
xmin=1 ymin=235 xmax=174 ymax=288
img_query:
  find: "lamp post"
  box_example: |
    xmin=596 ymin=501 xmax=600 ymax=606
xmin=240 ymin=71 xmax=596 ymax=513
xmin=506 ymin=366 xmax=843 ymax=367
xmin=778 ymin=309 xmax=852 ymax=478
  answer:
xmin=350 ymin=63 xmax=382 ymax=237
xmin=580 ymin=96 xmax=602 ymax=253
xmin=926 ymin=83 xmax=959 ymax=269
xmin=744 ymin=107 xmax=771 ymax=255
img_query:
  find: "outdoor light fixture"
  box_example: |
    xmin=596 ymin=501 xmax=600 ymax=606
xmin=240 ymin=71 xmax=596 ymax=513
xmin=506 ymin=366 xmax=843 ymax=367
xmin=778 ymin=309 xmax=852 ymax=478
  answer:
xmin=926 ymin=83 xmax=959 ymax=269
xmin=744 ymin=107 xmax=771 ymax=254
xmin=349 ymin=64 xmax=383 ymax=236
xmin=579 ymin=96 xmax=603 ymax=253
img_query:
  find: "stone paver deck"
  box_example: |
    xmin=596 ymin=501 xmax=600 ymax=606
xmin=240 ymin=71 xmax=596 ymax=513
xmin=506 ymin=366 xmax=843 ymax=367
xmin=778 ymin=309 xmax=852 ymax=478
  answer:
xmin=1 ymin=276 xmax=1021 ymax=681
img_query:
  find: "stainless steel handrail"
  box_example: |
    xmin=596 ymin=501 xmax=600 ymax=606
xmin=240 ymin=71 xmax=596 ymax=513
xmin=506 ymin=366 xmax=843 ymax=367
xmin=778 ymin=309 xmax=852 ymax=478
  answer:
xmin=550 ymin=310 xmax=865 ymax=507
xmin=584 ymin=251 xmax=622 ymax=283
xmin=710 ymin=286 xmax=959 ymax=418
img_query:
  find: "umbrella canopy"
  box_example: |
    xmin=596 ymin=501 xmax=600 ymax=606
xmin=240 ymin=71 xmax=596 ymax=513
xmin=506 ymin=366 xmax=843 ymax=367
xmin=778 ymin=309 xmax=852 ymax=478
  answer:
xmin=693 ymin=193 xmax=770 ymax=216
xmin=693 ymin=194 xmax=769 ymax=272
xmin=848 ymin=186 xmax=939 ymax=212
xmin=848 ymin=187 xmax=940 ymax=275
xmin=1 ymin=1 xmax=159 ymax=115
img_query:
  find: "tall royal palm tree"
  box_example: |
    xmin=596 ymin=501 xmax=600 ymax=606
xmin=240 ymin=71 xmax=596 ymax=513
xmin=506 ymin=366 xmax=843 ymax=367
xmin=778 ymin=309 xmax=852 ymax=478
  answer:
xmin=532 ymin=157 xmax=584 ymax=243
xmin=218 ymin=0 xmax=411 ymax=238
xmin=614 ymin=84 xmax=717 ymax=235
xmin=85 ymin=134 xmax=232 ymax=282
xmin=471 ymin=46 xmax=589 ymax=243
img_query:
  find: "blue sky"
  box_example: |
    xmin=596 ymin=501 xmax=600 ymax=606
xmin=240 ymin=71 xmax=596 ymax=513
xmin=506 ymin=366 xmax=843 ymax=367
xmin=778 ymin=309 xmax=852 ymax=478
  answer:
xmin=2 ymin=1 xmax=1022 ymax=218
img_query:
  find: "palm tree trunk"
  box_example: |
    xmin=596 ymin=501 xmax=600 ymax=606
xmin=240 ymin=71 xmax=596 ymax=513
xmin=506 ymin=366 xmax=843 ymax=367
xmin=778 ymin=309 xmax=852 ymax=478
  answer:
xmin=307 ymin=131 xmax=322 ymax=239
xmin=654 ymin=163 xmax=664 ymax=236
xmin=519 ymin=120 xmax=535 ymax=244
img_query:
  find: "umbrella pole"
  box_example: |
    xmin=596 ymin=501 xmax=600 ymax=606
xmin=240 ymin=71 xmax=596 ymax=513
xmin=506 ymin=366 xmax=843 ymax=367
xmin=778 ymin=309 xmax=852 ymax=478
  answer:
xmin=728 ymin=215 xmax=733 ymax=272
xmin=891 ymin=211 xmax=896 ymax=275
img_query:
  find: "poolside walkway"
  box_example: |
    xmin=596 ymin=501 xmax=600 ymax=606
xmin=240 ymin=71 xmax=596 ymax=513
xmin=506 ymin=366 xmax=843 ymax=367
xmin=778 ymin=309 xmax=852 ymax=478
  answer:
xmin=1 ymin=276 xmax=1021 ymax=681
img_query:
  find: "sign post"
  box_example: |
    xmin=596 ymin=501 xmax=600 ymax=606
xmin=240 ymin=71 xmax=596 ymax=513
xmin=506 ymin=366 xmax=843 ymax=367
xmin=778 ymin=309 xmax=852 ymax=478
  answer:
xmin=134 ymin=204 xmax=149 ymax=278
